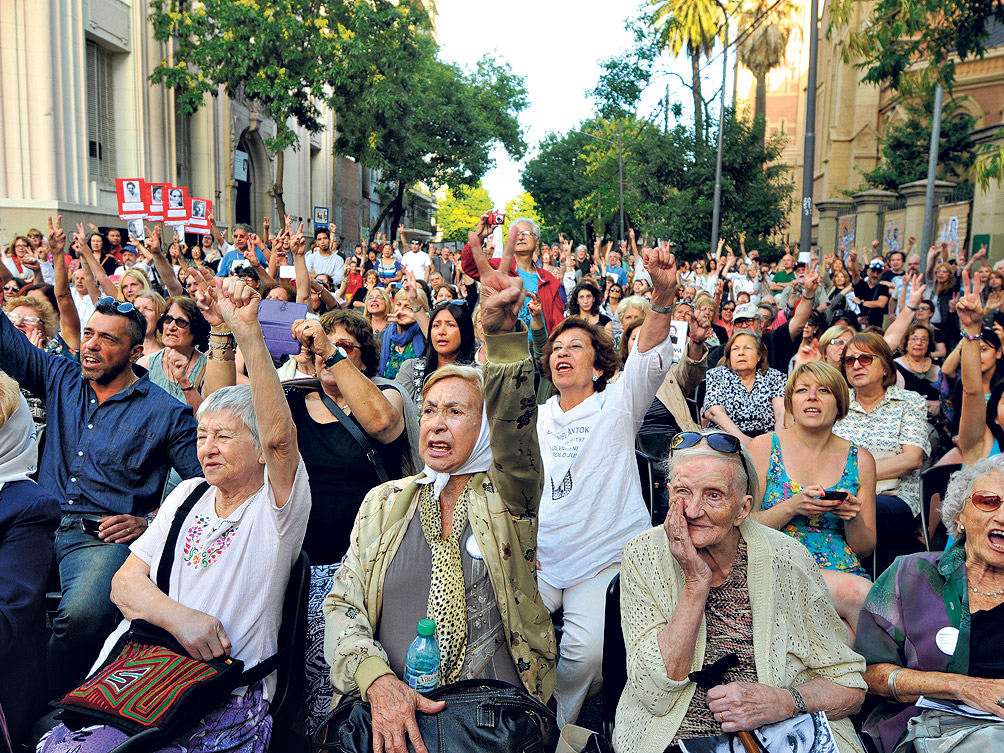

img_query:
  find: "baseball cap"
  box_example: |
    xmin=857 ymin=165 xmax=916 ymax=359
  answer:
xmin=733 ymin=303 xmax=759 ymax=322
xmin=868 ymin=259 xmax=886 ymax=270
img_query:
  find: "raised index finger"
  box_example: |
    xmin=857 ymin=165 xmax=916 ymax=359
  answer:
xmin=466 ymin=229 xmax=493 ymax=279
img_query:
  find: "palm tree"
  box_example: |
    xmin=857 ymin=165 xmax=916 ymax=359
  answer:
xmin=736 ymin=0 xmax=800 ymax=144
xmin=650 ymin=0 xmax=725 ymax=145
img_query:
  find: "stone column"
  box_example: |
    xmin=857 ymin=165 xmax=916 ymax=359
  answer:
xmin=970 ymin=126 xmax=1004 ymax=265
xmin=852 ymin=190 xmax=899 ymax=253
xmin=899 ymin=179 xmax=955 ymax=258
xmin=815 ymin=199 xmax=854 ymax=256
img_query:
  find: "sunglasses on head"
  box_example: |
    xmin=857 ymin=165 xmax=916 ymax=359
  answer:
xmin=844 ymin=353 xmax=875 ymax=368
xmin=970 ymin=490 xmax=1004 ymax=512
xmin=670 ymin=431 xmax=751 ymax=487
xmin=97 ymin=296 xmax=135 ymax=313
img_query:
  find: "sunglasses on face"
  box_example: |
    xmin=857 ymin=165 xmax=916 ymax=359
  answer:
xmin=159 ymin=314 xmax=191 ymax=329
xmin=97 ymin=296 xmax=135 ymax=313
xmin=970 ymin=490 xmax=1004 ymax=512
xmin=4 ymin=285 xmax=20 ymax=293
xmin=333 ymin=340 xmax=359 ymax=353
xmin=434 ymin=299 xmax=467 ymax=309
xmin=6 ymin=312 xmax=41 ymax=326
xmin=844 ymin=353 xmax=875 ymax=368
xmin=670 ymin=431 xmax=751 ymax=488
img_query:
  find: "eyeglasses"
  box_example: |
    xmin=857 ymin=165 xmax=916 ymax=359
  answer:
xmin=6 ymin=312 xmax=41 ymax=326
xmin=97 ymin=296 xmax=135 ymax=313
xmin=970 ymin=490 xmax=1004 ymax=512
xmin=827 ymin=339 xmax=848 ymax=348
xmin=908 ymin=336 xmax=929 ymax=343
xmin=27 ymin=234 xmax=42 ymax=239
xmin=516 ymin=230 xmax=535 ymax=239
xmin=159 ymin=314 xmax=191 ymax=329
xmin=670 ymin=432 xmax=751 ymax=491
xmin=843 ymin=353 xmax=875 ymax=368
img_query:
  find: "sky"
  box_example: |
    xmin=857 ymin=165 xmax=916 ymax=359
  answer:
xmin=435 ymin=0 xmax=736 ymax=209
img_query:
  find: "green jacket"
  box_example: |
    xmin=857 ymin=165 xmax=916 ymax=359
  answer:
xmin=323 ymin=326 xmax=556 ymax=703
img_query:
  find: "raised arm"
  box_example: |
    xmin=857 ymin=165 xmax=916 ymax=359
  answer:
xmin=75 ymin=224 xmax=118 ymax=298
xmin=146 ymin=225 xmax=185 ymax=297
xmin=46 ymin=216 xmax=81 ymax=352
xmin=217 ymin=276 xmax=299 ymax=504
xmin=957 ymin=270 xmax=989 ymax=463
xmin=188 ymin=266 xmax=236 ymax=396
xmin=245 ymin=234 xmax=277 ymax=288
xmin=635 ymin=241 xmax=677 ymax=354
xmin=883 ymin=273 xmax=924 ymax=351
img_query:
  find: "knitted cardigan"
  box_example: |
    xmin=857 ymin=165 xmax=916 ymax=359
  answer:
xmin=613 ymin=520 xmax=868 ymax=753
xmin=322 ymin=326 xmax=556 ymax=704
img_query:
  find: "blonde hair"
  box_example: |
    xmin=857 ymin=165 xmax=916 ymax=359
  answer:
xmin=117 ymin=268 xmax=153 ymax=301
xmin=784 ymin=361 xmax=850 ymax=419
xmin=3 ymin=295 xmax=58 ymax=339
xmin=365 ymin=287 xmax=393 ymax=320
xmin=0 ymin=371 xmax=21 ymax=428
xmin=394 ymin=287 xmax=429 ymax=311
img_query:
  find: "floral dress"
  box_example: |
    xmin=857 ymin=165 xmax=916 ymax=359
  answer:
xmin=762 ymin=432 xmax=869 ymax=576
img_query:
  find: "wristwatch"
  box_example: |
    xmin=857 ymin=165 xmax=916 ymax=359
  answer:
xmin=324 ymin=346 xmax=349 ymax=369
xmin=788 ymin=686 xmax=807 ymax=717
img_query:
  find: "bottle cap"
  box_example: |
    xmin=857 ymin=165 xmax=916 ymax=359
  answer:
xmin=417 ymin=618 xmax=436 ymax=637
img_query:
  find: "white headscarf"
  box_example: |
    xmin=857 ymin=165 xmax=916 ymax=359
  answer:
xmin=416 ymin=409 xmax=492 ymax=501
xmin=0 ymin=394 xmax=39 ymax=493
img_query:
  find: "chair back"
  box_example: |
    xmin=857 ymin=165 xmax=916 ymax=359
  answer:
xmin=600 ymin=573 xmax=624 ymax=740
xmin=270 ymin=550 xmax=311 ymax=724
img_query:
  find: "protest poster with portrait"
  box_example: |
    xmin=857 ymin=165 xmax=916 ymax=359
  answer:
xmin=186 ymin=198 xmax=212 ymax=235
xmin=144 ymin=182 xmax=168 ymax=222
xmin=116 ymin=178 xmax=147 ymax=220
xmin=165 ymin=185 xmax=190 ymax=224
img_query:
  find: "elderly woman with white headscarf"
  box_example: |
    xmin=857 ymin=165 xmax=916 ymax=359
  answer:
xmin=324 ymin=228 xmax=555 ymax=753
xmin=0 ymin=373 xmax=60 ymax=746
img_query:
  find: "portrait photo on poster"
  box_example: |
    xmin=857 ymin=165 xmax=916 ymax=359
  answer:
xmin=168 ymin=188 xmax=184 ymax=210
xmin=127 ymin=219 xmax=145 ymax=242
xmin=116 ymin=177 xmax=147 ymax=218
xmin=678 ymin=712 xmax=838 ymax=753
xmin=151 ymin=185 xmax=163 ymax=206
xmin=192 ymin=200 xmax=206 ymax=219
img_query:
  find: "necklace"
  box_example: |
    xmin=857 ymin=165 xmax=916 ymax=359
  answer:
xmin=971 ymin=583 xmax=1004 ymax=597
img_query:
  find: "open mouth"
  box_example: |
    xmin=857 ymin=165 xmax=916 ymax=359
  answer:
xmin=427 ymin=441 xmax=451 ymax=457
xmin=82 ymin=355 xmax=101 ymax=368
xmin=555 ymin=362 xmax=573 ymax=374
xmin=989 ymin=530 xmax=1004 ymax=552
xmin=804 ymin=407 xmax=821 ymax=415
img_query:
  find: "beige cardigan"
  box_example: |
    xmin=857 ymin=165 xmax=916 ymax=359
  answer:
xmin=613 ymin=521 xmax=867 ymax=753
xmin=322 ymin=327 xmax=556 ymax=703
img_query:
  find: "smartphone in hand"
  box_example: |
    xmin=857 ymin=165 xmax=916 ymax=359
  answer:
xmin=80 ymin=518 xmax=102 ymax=537
xmin=819 ymin=490 xmax=848 ymax=502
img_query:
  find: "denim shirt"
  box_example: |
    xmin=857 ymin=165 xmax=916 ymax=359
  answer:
xmin=0 ymin=314 xmax=201 ymax=516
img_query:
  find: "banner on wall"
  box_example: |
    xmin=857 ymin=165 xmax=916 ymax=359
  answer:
xmin=838 ymin=215 xmax=856 ymax=257
xmin=882 ymin=210 xmax=906 ymax=257
xmin=936 ymin=202 xmax=970 ymax=255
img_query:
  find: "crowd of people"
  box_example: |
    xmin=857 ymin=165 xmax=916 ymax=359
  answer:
xmin=1 ymin=210 xmax=1003 ymax=753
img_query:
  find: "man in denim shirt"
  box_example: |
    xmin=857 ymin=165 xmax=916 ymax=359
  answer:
xmin=0 ymin=298 xmax=201 ymax=698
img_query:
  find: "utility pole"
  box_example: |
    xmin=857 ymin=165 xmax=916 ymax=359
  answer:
xmin=798 ymin=0 xmax=820 ymax=257
xmin=919 ymin=84 xmax=945 ymax=272
xmin=617 ymin=120 xmax=625 ymax=247
xmin=665 ymin=85 xmax=670 ymax=133
xmin=710 ymin=23 xmax=730 ymax=259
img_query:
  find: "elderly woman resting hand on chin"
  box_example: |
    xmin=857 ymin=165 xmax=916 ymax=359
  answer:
xmin=323 ymin=226 xmax=555 ymax=753
xmin=614 ymin=430 xmax=868 ymax=753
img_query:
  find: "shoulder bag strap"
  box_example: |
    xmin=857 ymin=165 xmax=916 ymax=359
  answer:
xmin=318 ymin=391 xmax=390 ymax=484
xmin=155 ymin=480 xmax=211 ymax=593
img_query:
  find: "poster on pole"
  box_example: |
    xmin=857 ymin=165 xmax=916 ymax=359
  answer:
xmin=116 ymin=178 xmax=147 ymax=220
xmin=313 ymin=206 xmax=329 ymax=230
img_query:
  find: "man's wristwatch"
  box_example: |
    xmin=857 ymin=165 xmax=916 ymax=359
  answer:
xmin=788 ymin=686 xmax=807 ymax=717
xmin=324 ymin=346 xmax=349 ymax=369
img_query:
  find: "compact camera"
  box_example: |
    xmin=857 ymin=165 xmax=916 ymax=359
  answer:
xmin=487 ymin=210 xmax=505 ymax=227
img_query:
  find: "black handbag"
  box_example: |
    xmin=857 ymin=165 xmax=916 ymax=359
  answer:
xmin=312 ymin=679 xmax=557 ymax=753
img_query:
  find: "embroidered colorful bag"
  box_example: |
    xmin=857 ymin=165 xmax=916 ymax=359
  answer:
xmin=55 ymin=481 xmax=281 ymax=741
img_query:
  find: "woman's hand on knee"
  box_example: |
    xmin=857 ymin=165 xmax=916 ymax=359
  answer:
xmin=367 ymin=674 xmax=446 ymax=753
xmin=707 ymin=681 xmax=792 ymax=732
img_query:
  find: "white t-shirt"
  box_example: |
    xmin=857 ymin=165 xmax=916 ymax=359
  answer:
xmin=536 ymin=333 xmax=674 ymax=589
xmin=306 ymin=251 xmax=345 ymax=285
xmin=72 ymin=289 xmax=96 ymax=337
xmin=401 ymin=250 xmax=431 ymax=280
xmin=90 ymin=459 xmax=311 ymax=699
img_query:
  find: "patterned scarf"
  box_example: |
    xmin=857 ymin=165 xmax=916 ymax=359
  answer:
xmin=419 ymin=482 xmax=471 ymax=685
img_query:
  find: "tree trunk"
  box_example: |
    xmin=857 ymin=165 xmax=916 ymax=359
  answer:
xmin=388 ymin=181 xmax=406 ymax=242
xmin=692 ymin=51 xmax=704 ymax=146
xmin=271 ymin=150 xmax=286 ymax=223
xmin=755 ymin=72 xmax=768 ymax=149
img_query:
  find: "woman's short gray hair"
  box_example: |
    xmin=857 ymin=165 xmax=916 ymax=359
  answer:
xmin=941 ymin=455 xmax=1004 ymax=540
xmin=663 ymin=430 xmax=760 ymax=508
xmin=508 ymin=217 xmax=540 ymax=239
xmin=617 ymin=296 xmax=651 ymax=319
xmin=196 ymin=385 xmax=260 ymax=450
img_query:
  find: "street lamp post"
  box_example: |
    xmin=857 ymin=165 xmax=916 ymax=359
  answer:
xmin=573 ymin=126 xmax=625 ymax=246
xmin=798 ymin=0 xmax=820 ymax=257
xmin=710 ymin=23 xmax=729 ymax=259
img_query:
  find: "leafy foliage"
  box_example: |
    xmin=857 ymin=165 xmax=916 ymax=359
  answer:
xmin=861 ymin=94 xmax=976 ymax=191
xmin=590 ymin=44 xmax=658 ymax=119
xmin=522 ymin=111 xmax=793 ymax=258
xmin=436 ymin=185 xmax=494 ymax=242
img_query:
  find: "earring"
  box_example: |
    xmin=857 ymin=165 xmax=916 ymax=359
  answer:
xmin=592 ymin=374 xmax=599 ymax=382
xmin=959 ymin=523 xmax=966 ymax=533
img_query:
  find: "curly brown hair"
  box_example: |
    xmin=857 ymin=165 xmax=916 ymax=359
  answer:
xmin=541 ymin=316 xmax=619 ymax=391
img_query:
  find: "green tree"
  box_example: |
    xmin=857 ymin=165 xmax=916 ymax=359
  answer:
xmin=736 ymin=0 xmax=799 ymax=143
xmin=862 ymin=95 xmax=976 ymax=192
xmin=648 ymin=0 xmax=725 ymax=145
xmin=436 ymin=185 xmax=493 ymax=242
xmin=522 ymin=129 xmax=595 ymax=240
xmin=330 ymin=53 xmax=529 ymax=240
xmin=148 ymin=0 xmax=431 ymax=219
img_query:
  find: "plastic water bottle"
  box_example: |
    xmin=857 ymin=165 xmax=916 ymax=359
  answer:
xmin=403 ymin=618 xmax=441 ymax=692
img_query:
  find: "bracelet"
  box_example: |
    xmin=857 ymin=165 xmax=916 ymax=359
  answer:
xmin=788 ymin=686 xmax=808 ymax=717
xmin=887 ymin=667 xmax=904 ymax=703
xmin=650 ymin=302 xmax=673 ymax=314
xmin=207 ymin=352 xmax=236 ymax=362
xmin=209 ymin=328 xmax=232 ymax=337
xmin=687 ymin=332 xmax=706 ymax=345
xmin=181 ymin=385 xmax=196 ymax=392
xmin=960 ymin=329 xmax=983 ymax=341
xmin=907 ymin=305 xmax=918 ymax=311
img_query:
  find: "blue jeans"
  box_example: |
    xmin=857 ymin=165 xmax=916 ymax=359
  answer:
xmin=46 ymin=513 xmax=130 ymax=698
